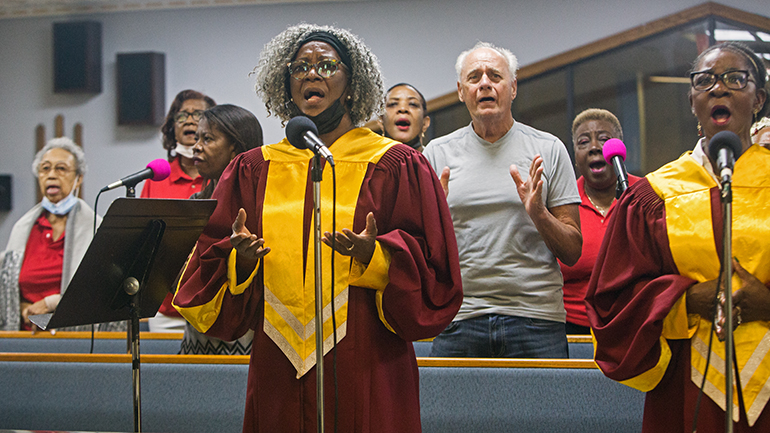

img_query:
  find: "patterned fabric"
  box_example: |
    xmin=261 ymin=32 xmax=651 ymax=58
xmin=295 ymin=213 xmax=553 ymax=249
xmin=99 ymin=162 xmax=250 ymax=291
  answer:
xmin=0 ymin=251 xmax=22 ymax=331
xmin=181 ymin=322 xmax=253 ymax=355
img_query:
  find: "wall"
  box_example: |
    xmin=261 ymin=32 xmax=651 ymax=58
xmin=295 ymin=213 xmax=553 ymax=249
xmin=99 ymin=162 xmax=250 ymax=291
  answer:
xmin=0 ymin=0 xmax=767 ymax=244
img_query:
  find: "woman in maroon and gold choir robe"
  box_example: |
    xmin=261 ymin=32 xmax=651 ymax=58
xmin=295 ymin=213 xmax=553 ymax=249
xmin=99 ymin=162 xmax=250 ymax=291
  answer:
xmin=586 ymin=42 xmax=770 ymax=433
xmin=173 ymin=24 xmax=462 ymax=433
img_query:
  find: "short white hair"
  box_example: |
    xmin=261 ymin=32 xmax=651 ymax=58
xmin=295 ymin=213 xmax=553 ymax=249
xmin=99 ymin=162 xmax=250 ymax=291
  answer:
xmin=455 ymin=41 xmax=518 ymax=82
xmin=32 ymin=136 xmax=87 ymax=177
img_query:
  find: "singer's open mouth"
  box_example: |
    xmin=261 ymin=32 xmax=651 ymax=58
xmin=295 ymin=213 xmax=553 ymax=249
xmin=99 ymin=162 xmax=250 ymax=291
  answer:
xmin=304 ymin=88 xmax=325 ymax=101
xmin=711 ymin=105 xmax=731 ymax=125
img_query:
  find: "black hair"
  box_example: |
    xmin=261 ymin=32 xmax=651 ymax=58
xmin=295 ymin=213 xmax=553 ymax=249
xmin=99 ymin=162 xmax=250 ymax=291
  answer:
xmin=201 ymin=104 xmax=264 ymax=155
xmin=690 ymin=42 xmax=769 ymax=119
xmin=387 ymin=83 xmax=427 ymax=112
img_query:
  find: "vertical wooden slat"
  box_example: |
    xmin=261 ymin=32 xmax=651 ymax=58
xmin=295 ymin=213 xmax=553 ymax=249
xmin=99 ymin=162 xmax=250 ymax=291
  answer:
xmin=54 ymin=114 xmax=64 ymax=138
xmin=35 ymin=124 xmax=46 ymax=203
xmin=73 ymin=123 xmax=84 ymax=198
xmin=73 ymin=123 xmax=83 ymax=148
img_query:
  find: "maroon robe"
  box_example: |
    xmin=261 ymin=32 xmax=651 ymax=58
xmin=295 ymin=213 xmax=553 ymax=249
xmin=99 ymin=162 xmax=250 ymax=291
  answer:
xmin=174 ymin=136 xmax=462 ymax=433
xmin=585 ymin=179 xmax=770 ymax=432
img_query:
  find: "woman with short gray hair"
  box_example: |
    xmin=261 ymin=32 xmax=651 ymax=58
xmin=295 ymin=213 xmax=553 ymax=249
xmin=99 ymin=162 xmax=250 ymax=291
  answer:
xmin=1 ymin=137 xmax=123 ymax=332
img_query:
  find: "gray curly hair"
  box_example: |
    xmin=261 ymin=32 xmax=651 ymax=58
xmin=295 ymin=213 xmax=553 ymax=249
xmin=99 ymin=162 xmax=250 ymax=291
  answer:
xmin=253 ymin=23 xmax=385 ymax=126
xmin=32 ymin=136 xmax=87 ymax=177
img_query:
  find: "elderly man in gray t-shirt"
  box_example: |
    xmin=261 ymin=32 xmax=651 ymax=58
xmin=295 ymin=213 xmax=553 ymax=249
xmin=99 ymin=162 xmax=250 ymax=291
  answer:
xmin=423 ymin=42 xmax=582 ymax=358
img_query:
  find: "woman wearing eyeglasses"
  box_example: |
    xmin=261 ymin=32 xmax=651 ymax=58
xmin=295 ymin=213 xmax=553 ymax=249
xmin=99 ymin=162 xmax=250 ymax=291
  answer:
xmin=173 ymin=24 xmax=462 ymax=432
xmin=585 ymin=42 xmax=770 ymax=432
xmin=0 ymin=138 xmax=123 ymax=332
xmin=141 ymin=89 xmax=215 ymax=332
xmin=141 ymin=89 xmax=216 ymax=201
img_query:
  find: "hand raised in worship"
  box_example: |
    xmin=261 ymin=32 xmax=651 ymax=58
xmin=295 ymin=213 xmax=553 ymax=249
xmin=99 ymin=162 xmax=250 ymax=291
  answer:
xmin=439 ymin=166 xmax=450 ymax=198
xmin=509 ymin=155 xmax=547 ymax=219
xmin=230 ymin=208 xmax=271 ymax=271
xmin=322 ymin=212 xmax=378 ymax=265
xmin=731 ymin=258 xmax=770 ymax=325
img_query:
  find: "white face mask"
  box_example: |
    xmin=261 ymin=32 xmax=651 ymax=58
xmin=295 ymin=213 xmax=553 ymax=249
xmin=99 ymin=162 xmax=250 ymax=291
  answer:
xmin=41 ymin=189 xmax=78 ymax=216
xmin=174 ymin=142 xmax=195 ymax=159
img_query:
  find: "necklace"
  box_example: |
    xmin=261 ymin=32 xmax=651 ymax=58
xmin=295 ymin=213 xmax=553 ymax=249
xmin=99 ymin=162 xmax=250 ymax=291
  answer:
xmin=587 ymin=193 xmax=613 ymax=216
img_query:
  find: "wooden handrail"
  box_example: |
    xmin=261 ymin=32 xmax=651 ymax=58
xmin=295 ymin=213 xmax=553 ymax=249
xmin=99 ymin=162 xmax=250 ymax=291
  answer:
xmin=426 ymin=2 xmax=770 ymax=113
xmin=0 ymin=352 xmax=598 ymax=368
xmin=0 ymin=330 xmax=183 ymax=339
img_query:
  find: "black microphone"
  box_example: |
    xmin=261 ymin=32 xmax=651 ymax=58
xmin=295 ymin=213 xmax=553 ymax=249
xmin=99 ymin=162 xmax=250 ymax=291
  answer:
xmin=707 ymin=131 xmax=743 ymax=184
xmin=285 ymin=116 xmax=335 ymax=166
xmin=100 ymin=159 xmax=172 ymax=192
xmin=602 ymin=138 xmax=630 ymax=198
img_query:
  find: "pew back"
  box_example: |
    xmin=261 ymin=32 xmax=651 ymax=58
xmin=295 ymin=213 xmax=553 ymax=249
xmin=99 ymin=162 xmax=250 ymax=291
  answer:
xmin=0 ymin=354 xmax=643 ymax=433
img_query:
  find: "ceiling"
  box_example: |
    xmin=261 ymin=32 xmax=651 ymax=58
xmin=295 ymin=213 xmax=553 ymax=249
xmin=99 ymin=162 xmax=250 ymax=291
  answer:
xmin=0 ymin=0 xmax=350 ymax=19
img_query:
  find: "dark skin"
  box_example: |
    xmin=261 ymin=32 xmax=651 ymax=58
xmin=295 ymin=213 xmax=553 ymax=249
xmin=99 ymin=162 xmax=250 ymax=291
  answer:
xmin=686 ymin=259 xmax=770 ymax=339
xmin=230 ymin=41 xmax=378 ymax=282
xmin=684 ymin=49 xmax=770 ymax=337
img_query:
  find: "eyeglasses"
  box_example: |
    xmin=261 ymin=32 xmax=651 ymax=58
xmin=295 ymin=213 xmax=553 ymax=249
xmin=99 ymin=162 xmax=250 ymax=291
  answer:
xmin=287 ymin=59 xmax=346 ymax=81
xmin=689 ymin=70 xmax=752 ymax=92
xmin=38 ymin=163 xmax=75 ymax=177
xmin=174 ymin=110 xmax=204 ymax=124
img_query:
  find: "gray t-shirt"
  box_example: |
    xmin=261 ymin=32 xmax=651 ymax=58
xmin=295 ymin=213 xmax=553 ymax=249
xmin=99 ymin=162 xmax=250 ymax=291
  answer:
xmin=424 ymin=122 xmax=579 ymax=323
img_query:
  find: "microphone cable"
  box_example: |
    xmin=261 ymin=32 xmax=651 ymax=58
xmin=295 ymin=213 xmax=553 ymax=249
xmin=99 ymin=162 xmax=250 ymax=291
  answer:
xmin=88 ymin=189 xmax=106 ymax=354
xmin=328 ymin=162 xmax=339 ymax=433
xmin=690 ymin=267 xmax=720 ymax=433
xmin=690 ymin=266 xmax=745 ymax=432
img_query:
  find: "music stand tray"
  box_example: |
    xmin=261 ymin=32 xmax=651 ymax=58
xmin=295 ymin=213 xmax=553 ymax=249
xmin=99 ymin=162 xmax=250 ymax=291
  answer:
xmin=31 ymin=197 xmax=217 ymax=433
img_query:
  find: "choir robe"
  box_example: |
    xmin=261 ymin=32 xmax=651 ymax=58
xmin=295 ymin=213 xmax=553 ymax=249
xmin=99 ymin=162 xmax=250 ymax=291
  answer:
xmin=173 ymin=128 xmax=463 ymax=433
xmin=585 ymin=145 xmax=770 ymax=433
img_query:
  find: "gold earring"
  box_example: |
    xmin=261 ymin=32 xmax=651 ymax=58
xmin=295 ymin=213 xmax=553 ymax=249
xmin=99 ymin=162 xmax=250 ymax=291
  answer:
xmin=697 ymin=122 xmax=703 ymax=137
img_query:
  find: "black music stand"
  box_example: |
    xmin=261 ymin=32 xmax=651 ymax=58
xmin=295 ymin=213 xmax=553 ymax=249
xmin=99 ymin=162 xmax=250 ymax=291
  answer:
xmin=30 ymin=198 xmax=217 ymax=433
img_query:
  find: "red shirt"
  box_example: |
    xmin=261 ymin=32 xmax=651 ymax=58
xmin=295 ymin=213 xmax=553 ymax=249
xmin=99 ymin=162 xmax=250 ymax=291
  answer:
xmin=559 ymin=175 xmax=641 ymax=327
xmin=140 ymin=157 xmax=203 ymax=200
xmin=19 ymin=213 xmax=65 ymax=330
xmin=140 ymin=157 xmax=202 ymax=317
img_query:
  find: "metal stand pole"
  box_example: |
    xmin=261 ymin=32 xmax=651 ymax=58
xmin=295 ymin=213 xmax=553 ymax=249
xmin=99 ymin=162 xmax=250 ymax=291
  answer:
xmin=311 ymin=154 xmax=325 ymax=433
xmin=129 ymin=291 xmax=142 ymax=433
xmin=721 ymin=181 xmax=734 ymax=433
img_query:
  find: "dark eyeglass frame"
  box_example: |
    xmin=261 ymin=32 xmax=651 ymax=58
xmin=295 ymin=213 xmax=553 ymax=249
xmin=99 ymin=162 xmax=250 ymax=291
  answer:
xmin=174 ymin=110 xmax=204 ymax=124
xmin=689 ymin=69 xmax=752 ymax=92
xmin=287 ymin=59 xmax=347 ymax=81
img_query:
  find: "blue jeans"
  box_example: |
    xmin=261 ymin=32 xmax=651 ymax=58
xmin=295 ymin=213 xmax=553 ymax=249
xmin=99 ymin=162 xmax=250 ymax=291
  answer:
xmin=429 ymin=314 xmax=568 ymax=358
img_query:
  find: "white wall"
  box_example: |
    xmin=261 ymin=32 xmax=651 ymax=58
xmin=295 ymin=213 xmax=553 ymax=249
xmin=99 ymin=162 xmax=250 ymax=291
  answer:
xmin=0 ymin=0 xmax=767 ymax=244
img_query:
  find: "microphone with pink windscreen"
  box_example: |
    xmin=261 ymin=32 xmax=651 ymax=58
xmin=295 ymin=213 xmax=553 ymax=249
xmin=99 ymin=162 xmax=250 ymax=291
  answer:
xmin=602 ymin=138 xmax=630 ymax=198
xmin=101 ymin=159 xmax=171 ymax=192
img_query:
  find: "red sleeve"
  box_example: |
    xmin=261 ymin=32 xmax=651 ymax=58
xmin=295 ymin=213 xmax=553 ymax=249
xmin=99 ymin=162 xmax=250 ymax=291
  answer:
xmin=359 ymin=145 xmax=463 ymax=341
xmin=585 ymin=178 xmax=695 ymax=382
xmin=173 ymin=149 xmax=266 ymax=341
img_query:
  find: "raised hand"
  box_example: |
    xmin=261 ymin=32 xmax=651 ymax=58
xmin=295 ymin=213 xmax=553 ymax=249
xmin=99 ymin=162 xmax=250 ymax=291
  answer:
xmin=509 ymin=155 xmax=546 ymax=218
xmin=322 ymin=212 xmax=378 ymax=264
xmin=230 ymin=208 xmax=270 ymax=270
xmin=440 ymin=166 xmax=450 ymax=198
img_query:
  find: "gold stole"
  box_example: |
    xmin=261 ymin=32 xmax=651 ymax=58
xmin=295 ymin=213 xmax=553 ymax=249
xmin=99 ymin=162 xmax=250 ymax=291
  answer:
xmin=647 ymin=145 xmax=770 ymax=425
xmin=261 ymin=128 xmax=396 ymax=378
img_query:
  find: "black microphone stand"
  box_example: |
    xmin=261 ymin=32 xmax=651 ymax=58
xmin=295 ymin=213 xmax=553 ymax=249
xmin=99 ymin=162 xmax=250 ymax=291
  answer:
xmin=719 ymin=174 xmax=735 ymax=433
xmin=124 ymin=184 xmax=143 ymax=433
xmin=311 ymin=154 xmax=326 ymax=433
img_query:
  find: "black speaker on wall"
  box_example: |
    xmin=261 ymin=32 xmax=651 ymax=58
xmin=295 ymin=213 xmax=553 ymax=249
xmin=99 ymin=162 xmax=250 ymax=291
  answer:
xmin=117 ymin=52 xmax=166 ymax=126
xmin=0 ymin=174 xmax=11 ymax=211
xmin=54 ymin=21 xmax=102 ymax=93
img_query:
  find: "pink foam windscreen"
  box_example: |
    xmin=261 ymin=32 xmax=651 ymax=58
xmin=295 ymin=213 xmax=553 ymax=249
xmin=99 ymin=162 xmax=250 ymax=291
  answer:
xmin=147 ymin=159 xmax=171 ymax=181
xmin=602 ymin=138 xmax=627 ymax=164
